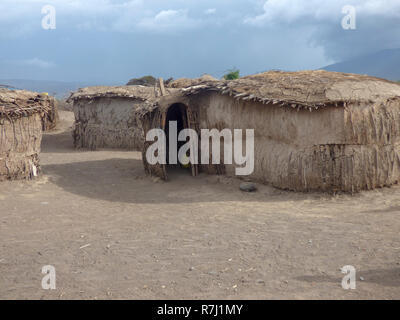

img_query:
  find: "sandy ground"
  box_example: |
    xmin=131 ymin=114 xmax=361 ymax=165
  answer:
xmin=0 ymin=111 xmax=399 ymax=300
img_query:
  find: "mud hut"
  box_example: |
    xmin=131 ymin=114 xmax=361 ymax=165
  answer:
xmin=0 ymin=89 xmax=52 ymax=181
xmin=42 ymin=95 xmax=59 ymax=131
xmin=67 ymin=86 xmax=168 ymax=150
xmin=141 ymin=71 xmax=400 ymax=193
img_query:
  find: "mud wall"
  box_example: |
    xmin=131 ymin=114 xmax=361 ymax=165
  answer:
xmin=73 ymin=97 xmax=144 ymax=151
xmin=42 ymin=97 xmax=59 ymax=131
xmin=0 ymin=113 xmax=43 ymax=181
xmin=190 ymin=92 xmax=400 ymax=192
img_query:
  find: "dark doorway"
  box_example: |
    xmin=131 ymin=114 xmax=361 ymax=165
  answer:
xmin=165 ymin=103 xmax=190 ymax=174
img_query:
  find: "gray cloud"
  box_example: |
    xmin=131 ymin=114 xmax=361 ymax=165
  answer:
xmin=245 ymin=0 xmax=400 ymax=60
xmin=0 ymin=0 xmax=397 ymax=82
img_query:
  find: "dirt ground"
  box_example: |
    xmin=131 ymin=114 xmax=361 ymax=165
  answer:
xmin=0 ymin=111 xmax=399 ymax=300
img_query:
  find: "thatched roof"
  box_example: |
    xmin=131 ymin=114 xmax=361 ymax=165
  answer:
xmin=67 ymin=85 xmax=160 ymax=102
xmin=167 ymin=74 xmax=219 ymax=89
xmin=181 ymin=70 xmax=400 ymax=110
xmin=67 ymin=71 xmax=400 ymax=112
xmin=0 ymin=89 xmax=52 ymax=119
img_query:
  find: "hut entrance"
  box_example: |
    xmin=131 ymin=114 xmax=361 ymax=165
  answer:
xmin=165 ymin=103 xmax=198 ymax=177
xmin=141 ymin=102 xmax=199 ymax=181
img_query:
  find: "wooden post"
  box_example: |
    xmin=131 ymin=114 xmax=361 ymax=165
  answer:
xmin=154 ymin=80 xmax=158 ymax=97
xmin=159 ymin=78 xmax=166 ymax=96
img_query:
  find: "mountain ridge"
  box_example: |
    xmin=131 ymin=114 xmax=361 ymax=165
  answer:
xmin=321 ymin=49 xmax=400 ymax=81
xmin=0 ymin=79 xmax=119 ymax=99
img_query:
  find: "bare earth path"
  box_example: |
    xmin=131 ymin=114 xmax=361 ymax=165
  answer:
xmin=0 ymin=111 xmax=399 ymax=299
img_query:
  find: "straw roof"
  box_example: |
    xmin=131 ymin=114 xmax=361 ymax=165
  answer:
xmin=0 ymin=89 xmax=52 ymax=119
xmin=181 ymin=70 xmax=400 ymax=110
xmin=67 ymin=71 xmax=400 ymax=112
xmin=168 ymin=74 xmax=219 ymax=89
xmin=67 ymin=85 xmax=161 ymax=102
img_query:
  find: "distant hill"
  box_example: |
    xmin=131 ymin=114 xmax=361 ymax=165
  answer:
xmin=0 ymin=84 xmax=15 ymax=89
xmin=0 ymin=79 xmax=100 ymax=99
xmin=321 ymin=49 xmax=400 ymax=81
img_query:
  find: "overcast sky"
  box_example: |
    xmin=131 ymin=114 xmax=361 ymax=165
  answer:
xmin=1 ymin=0 xmax=399 ymax=84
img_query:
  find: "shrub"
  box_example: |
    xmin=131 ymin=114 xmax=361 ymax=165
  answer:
xmin=223 ymin=69 xmax=240 ymax=80
xmin=127 ymin=76 xmax=157 ymax=86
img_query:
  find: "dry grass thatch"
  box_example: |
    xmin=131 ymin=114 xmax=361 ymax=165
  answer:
xmin=0 ymin=89 xmax=53 ymax=119
xmin=167 ymin=74 xmax=219 ymax=89
xmin=68 ymin=71 xmax=400 ymax=111
xmin=181 ymin=70 xmax=400 ymax=110
xmin=0 ymin=88 xmax=56 ymax=131
xmin=67 ymin=85 xmax=161 ymax=102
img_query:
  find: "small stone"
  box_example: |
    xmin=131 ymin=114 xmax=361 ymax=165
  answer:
xmin=360 ymin=276 xmax=365 ymax=281
xmin=189 ymin=267 xmax=194 ymax=271
xmin=256 ymin=279 xmax=265 ymax=284
xmin=240 ymin=183 xmax=257 ymax=192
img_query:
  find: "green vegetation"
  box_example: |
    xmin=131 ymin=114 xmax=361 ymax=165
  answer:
xmin=126 ymin=76 xmax=157 ymax=86
xmin=223 ymin=68 xmax=240 ymax=80
xmin=126 ymin=76 xmax=174 ymax=87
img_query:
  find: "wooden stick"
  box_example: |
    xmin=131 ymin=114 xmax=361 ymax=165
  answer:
xmin=159 ymin=78 xmax=166 ymax=96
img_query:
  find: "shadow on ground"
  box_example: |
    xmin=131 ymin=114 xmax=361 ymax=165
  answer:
xmin=40 ymin=120 xmax=333 ymax=205
xmin=42 ymin=158 xmax=295 ymax=204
